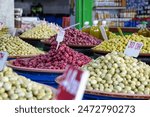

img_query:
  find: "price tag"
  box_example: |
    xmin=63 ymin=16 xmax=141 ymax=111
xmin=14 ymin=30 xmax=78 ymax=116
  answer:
xmin=57 ymin=66 xmax=89 ymax=100
xmin=124 ymin=40 xmax=143 ymax=57
xmin=0 ymin=52 xmax=8 ymax=71
xmin=56 ymin=29 xmax=65 ymax=50
xmin=100 ymin=25 xmax=108 ymax=40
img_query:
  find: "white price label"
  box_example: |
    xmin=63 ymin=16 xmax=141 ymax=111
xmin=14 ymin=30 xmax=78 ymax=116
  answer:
xmin=56 ymin=29 xmax=65 ymax=50
xmin=124 ymin=41 xmax=143 ymax=57
xmin=100 ymin=25 xmax=108 ymax=40
xmin=0 ymin=52 xmax=8 ymax=71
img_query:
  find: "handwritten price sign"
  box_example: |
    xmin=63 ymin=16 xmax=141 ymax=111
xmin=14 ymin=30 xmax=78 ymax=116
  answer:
xmin=124 ymin=41 xmax=143 ymax=57
xmin=57 ymin=66 xmax=89 ymax=100
xmin=0 ymin=52 xmax=8 ymax=71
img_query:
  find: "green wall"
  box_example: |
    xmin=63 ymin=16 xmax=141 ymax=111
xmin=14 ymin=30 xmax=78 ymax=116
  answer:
xmin=76 ymin=0 xmax=93 ymax=29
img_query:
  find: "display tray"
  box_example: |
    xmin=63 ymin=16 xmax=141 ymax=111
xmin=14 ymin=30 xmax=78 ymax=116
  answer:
xmin=85 ymin=90 xmax=150 ymax=100
xmin=41 ymin=40 xmax=99 ymax=48
xmin=8 ymin=54 xmax=41 ymax=59
xmin=20 ymin=37 xmax=48 ymax=41
xmin=92 ymin=49 xmax=150 ymax=57
xmin=7 ymin=60 xmax=65 ymax=73
xmin=56 ymin=76 xmax=150 ymax=100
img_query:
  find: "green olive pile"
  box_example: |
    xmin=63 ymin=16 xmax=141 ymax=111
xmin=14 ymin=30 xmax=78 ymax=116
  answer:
xmin=0 ymin=26 xmax=8 ymax=36
xmin=82 ymin=52 xmax=150 ymax=95
xmin=0 ymin=67 xmax=53 ymax=100
xmin=0 ymin=34 xmax=44 ymax=56
xmin=20 ymin=24 xmax=59 ymax=39
xmin=93 ymin=33 xmax=150 ymax=53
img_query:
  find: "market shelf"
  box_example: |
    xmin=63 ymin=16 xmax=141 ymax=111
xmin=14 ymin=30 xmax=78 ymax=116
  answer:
xmin=93 ymin=6 xmax=126 ymax=10
xmin=102 ymin=18 xmax=131 ymax=21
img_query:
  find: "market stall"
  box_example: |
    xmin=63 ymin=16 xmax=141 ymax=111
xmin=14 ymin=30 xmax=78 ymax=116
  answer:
xmin=0 ymin=0 xmax=150 ymax=100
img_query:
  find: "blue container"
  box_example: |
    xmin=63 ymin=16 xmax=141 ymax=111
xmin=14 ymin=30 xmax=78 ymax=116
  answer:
xmin=14 ymin=70 xmax=62 ymax=85
xmin=40 ymin=16 xmax=63 ymax=26
xmin=83 ymin=94 xmax=140 ymax=100
xmin=38 ymin=81 xmax=58 ymax=89
xmin=124 ymin=21 xmax=130 ymax=27
xmin=132 ymin=21 xmax=137 ymax=27
xmin=8 ymin=58 xmax=15 ymax=61
xmin=55 ymin=17 xmax=63 ymax=26
xmin=45 ymin=16 xmax=56 ymax=23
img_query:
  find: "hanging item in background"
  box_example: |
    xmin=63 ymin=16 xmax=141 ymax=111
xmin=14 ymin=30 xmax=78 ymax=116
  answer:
xmin=36 ymin=3 xmax=43 ymax=16
xmin=31 ymin=2 xmax=43 ymax=17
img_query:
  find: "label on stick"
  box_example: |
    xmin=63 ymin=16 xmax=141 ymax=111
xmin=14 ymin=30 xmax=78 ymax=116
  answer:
xmin=0 ymin=52 xmax=8 ymax=71
xmin=124 ymin=40 xmax=143 ymax=57
xmin=57 ymin=66 xmax=89 ymax=100
xmin=56 ymin=29 xmax=65 ymax=50
xmin=100 ymin=25 xmax=108 ymax=40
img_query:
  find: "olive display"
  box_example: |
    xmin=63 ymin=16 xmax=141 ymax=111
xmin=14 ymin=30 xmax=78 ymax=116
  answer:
xmin=0 ymin=26 xmax=8 ymax=36
xmin=0 ymin=67 xmax=53 ymax=100
xmin=93 ymin=33 xmax=150 ymax=53
xmin=20 ymin=24 xmax=59 ymax=39
xmin=82 ymin=52 xmax=150 ymax=95
xmin=0 ymin=34 xmax=44 ymax=56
